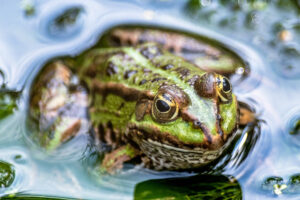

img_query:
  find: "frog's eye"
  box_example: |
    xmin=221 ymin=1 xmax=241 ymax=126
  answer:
xmin=194 ymin=73 xmax=215 ymax=98
xmin=216 ymin=76 xmax=232 ymax=103
xmin=220 ymin=76 xmax=231 ymax=93
xmin=152 ymin=93 xmax=179 ymax=123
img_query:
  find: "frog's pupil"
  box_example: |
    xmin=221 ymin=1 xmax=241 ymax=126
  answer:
xmin=222 ymin=78 xmax=231 ymax=92
xmin=156 ymin=100 xmax=170 ymax=112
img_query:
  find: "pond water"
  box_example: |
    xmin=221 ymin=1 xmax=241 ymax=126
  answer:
xmin=0 ymin=0 xmax=300 ymax=199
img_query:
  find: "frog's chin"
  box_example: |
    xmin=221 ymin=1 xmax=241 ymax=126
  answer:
xmin=126 ymin=125 xmax=227 ymax=151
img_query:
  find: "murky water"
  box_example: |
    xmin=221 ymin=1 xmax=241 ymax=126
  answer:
xmin=0 ymin=0 xmax=300 ymax=199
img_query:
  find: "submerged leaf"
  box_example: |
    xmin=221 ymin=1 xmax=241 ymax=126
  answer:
xmin=0 ymin=160 xmax=15 ymax=188
xmin=134 ymin=174 xmax=242 ymax=200
xmin=0 ymin=90 xmax=20 ymax=120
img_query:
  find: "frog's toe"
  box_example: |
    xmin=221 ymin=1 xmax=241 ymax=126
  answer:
xmin=100 ymin=144 xmax=140 ymax=174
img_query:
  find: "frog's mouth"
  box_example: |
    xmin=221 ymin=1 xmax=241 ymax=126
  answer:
xmin=126 ymin=124 xmax=234 ymax=152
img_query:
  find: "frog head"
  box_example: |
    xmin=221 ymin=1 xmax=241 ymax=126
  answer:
xmin=128 ymin=70 xmax=238 ymax=170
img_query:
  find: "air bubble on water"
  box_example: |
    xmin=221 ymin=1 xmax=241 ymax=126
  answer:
xmin=235 ymin=67 xmax=245 ymax=75
xmin=143 ymin=10 xmax=155 ymax=20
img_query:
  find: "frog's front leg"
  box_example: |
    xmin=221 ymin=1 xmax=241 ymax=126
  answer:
xmin=100 ymin=144 xmax=141 ymax=174
xmin=29 ymin=61 xmax=89 ymax=150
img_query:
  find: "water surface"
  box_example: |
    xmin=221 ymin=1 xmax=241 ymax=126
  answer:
xmin=0 ymin=0 xmax=300 ymax=199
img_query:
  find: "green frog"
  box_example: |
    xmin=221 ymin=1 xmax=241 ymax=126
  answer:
xmin=28 ymin=27 xmax=245 ymax=173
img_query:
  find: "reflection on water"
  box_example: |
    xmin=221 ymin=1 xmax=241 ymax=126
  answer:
xmin=134 ymin=174 xmax=242 ymax=200
xmin=290 ymin=120 xmax=300 ymax=136
xmin=0 ymin=148 xmax=35 ymax=197
xmin=0 ymin=0 xmax=299 ymax=199
xmin=0 ymin=90 xmax=20 ymax=120
xmin=285 ymin=109 xmax=300 ymax=148
xmin=288 ymin=174 xmax=300 ymax=194
xmin=215 ymin=118 xmax=261 ymax=172
xmin=46 ymin=6 xmax=84 ymax=39
xmin=40 ymin=5 xmax=85 ymax=40
xmin=2 ymin=194 xmax=75 ymax=200
xmin=53 ymin=7 xmax=83 ymax=30
xmin=21 ymin=0 xmax=36 ymax=17
xmin=0 ymin=69 xmax=20 ymax=120
xmin=262 ymin=173 xmax=300 ymax=196
xmin=0 ymin=161 xmax=15 ymax=189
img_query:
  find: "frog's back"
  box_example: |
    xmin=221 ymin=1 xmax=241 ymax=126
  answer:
xmin=72 ymin=43 xmax=207 ymax=93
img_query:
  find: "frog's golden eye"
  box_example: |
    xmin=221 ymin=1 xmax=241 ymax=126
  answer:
xmin=152 ymin=93 xmax=179 ymax=123
xmin=216 ymin=76 xmax=232 ymax=103
xmin=221 ymin=77 xmax=231 ymax=93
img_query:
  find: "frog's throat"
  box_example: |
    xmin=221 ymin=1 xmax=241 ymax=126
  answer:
xmin=140 ymin=138 xmax=223 ymax=170
xmin=126 ymin=128 xmax=237 ymax=170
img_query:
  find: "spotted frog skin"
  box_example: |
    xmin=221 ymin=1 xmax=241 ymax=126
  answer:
xmin=29 ymin=28 xmax=241 ymax=173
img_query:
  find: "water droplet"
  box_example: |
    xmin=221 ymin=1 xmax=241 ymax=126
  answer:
xmin=143 ymin=10 xmax=155 ymax=20
xmin=235 ymin=67 xmax=245 ymax=75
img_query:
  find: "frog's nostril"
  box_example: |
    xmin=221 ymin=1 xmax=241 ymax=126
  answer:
xmin=193 ymin=120 xmax=213 ymax=144
xmin=193 ymin=120 xmax=202 ymax=127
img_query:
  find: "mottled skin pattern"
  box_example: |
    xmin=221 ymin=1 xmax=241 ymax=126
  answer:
xmin=29 ymin=29 xmax=241 ymax=173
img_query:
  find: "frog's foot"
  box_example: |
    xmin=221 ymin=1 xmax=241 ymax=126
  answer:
xmin=238 ymin=102 xmax=256 ymax=126
xmin=100 ymin=144 xmax=141 ymax=174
